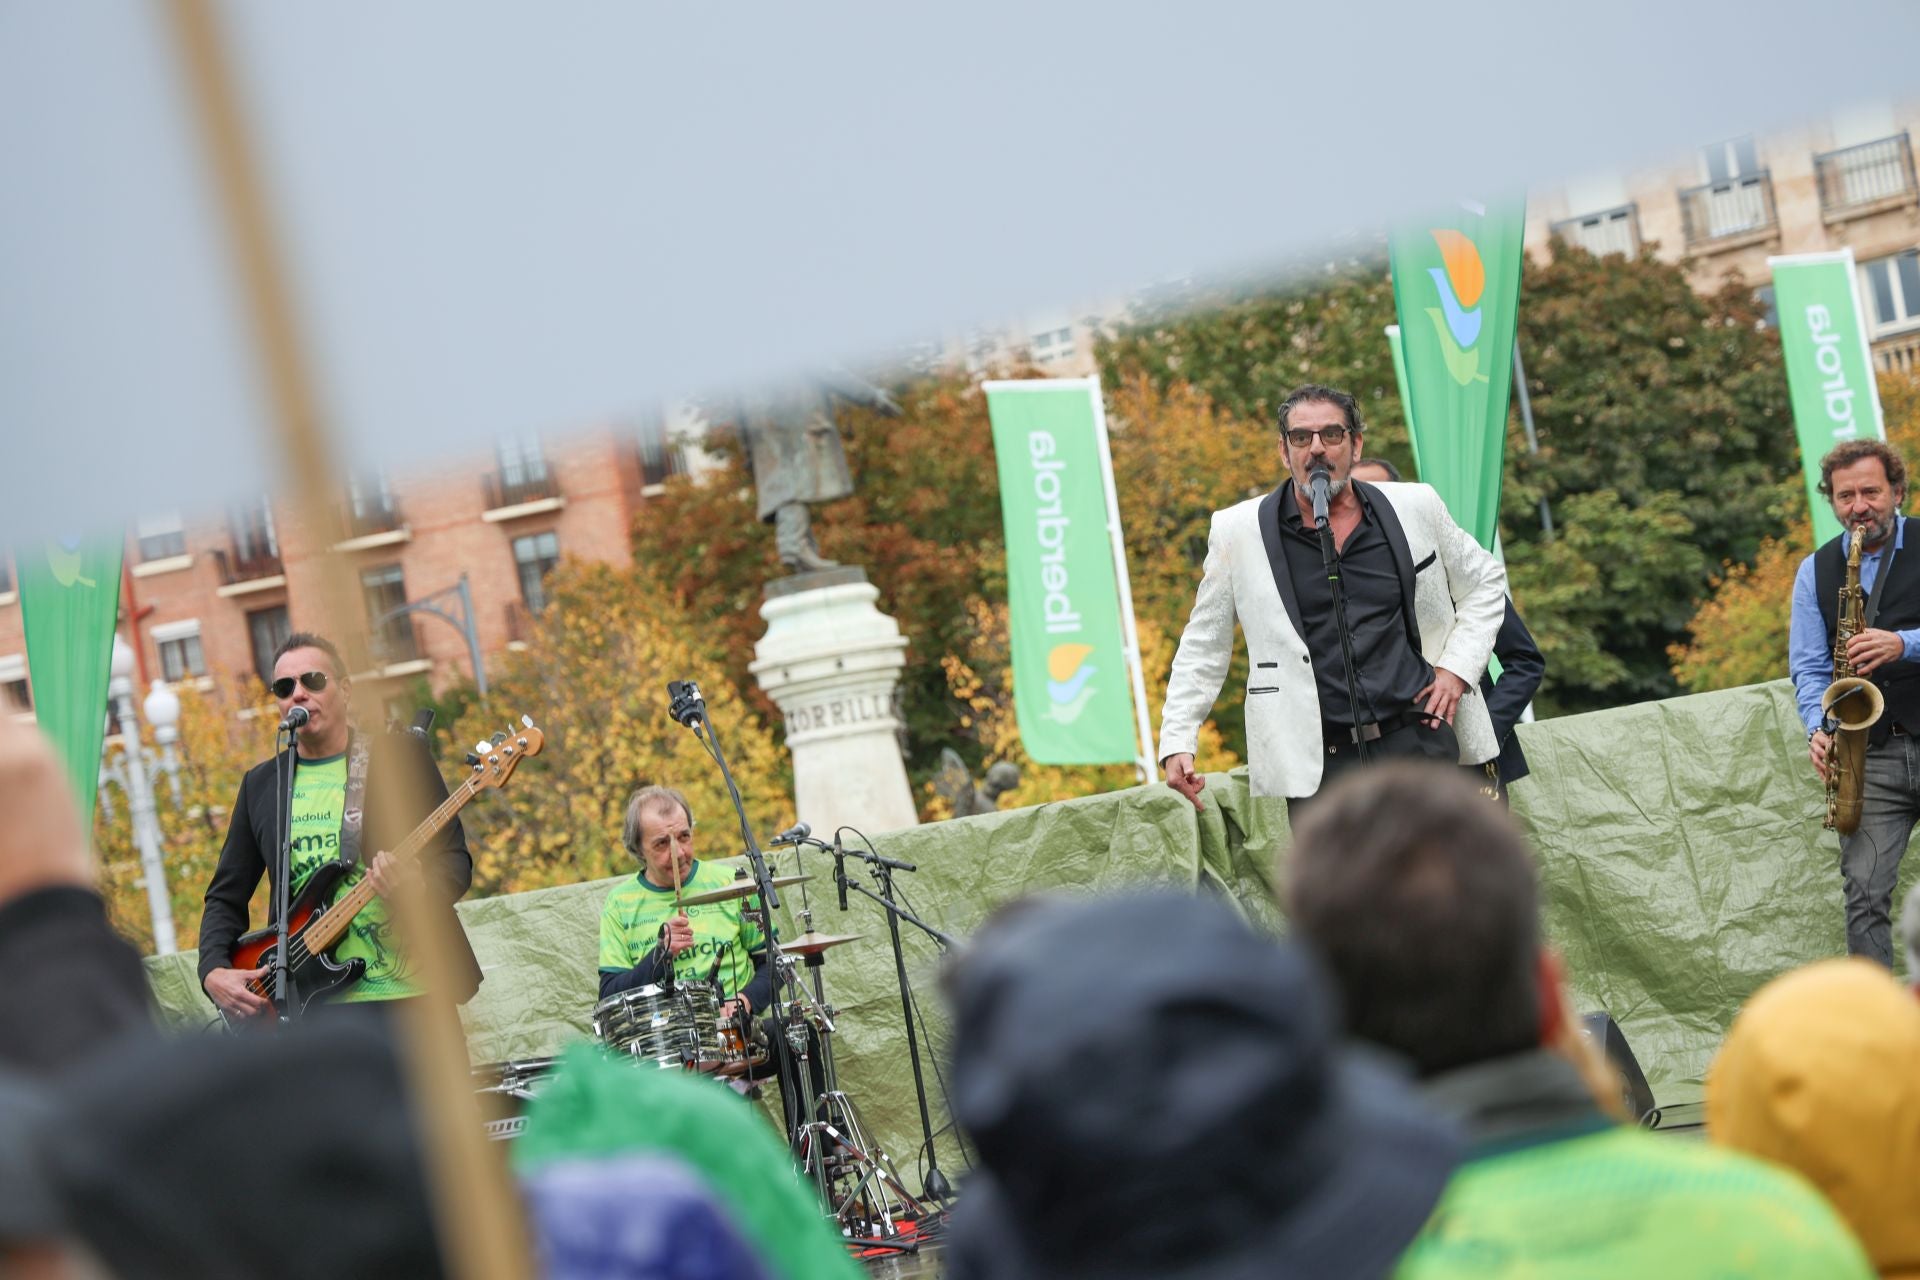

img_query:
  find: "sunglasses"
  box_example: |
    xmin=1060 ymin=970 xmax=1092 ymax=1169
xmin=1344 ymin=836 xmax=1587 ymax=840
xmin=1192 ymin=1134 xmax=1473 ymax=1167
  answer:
xmin=270 ymin=671 xmax=331 ymax=699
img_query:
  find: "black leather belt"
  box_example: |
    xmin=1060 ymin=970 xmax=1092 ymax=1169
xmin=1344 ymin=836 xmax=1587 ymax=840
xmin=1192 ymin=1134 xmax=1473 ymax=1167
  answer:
xmin=1324 ymin=710 xmax=1429 ymax=746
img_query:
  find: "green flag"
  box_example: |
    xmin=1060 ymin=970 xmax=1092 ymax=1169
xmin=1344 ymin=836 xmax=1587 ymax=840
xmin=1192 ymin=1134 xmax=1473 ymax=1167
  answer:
xmin=984 ymin=379 xmax=1144 ymax=766
xmin=19 ymin=534 xmax=124 ymax=823
xmin=1384 ymin=323 xmax=1424 ymax=472
xmin=1389 ymin=199 xmax=1528 ymax=552
xmin=1769 ymin=249 xmax=1886 ymax=547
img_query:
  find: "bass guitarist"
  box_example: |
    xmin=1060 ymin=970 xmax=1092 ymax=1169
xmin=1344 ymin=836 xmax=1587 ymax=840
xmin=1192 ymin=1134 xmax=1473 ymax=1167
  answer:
xmin=198 ymin=632 xmax=482 ymax=1023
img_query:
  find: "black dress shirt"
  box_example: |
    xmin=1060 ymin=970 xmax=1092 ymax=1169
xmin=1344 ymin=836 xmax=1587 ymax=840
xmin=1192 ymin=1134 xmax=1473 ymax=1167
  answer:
xmin=1278 ymin=484 xmax=1432 ymax=728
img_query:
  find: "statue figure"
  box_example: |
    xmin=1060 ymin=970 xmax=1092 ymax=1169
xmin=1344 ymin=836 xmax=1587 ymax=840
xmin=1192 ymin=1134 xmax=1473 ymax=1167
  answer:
xmin=933 ymin=748 xmax=1022 ymax=818
xmin=740 ymin=372 xmax=902 ymax=573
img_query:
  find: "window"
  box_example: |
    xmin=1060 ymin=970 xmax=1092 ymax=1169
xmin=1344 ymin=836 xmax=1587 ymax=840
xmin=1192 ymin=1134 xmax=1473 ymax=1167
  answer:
xmin=1862 ymin=251 xmax=1920 ymax=336
xmin=360 ymin=564 xmax=415 ymax=662
xmin=1554 ymin=205 xmax=1638 ymax=258
xmin=228 ymin=497 xmax=279 ymax=563
xmin=1755 ymin=285 xmax=1778 ymax=329
xmin=151 ymin=620 xmax=206 ymax=681
xmin=637 ymin=417 xmax=688 ymax=488
xmin=1702 ymin=137 xmax=1760 ymax=183
xmin=1028 ymin=317 xmax=1076 ymax=364
xmin=347 ymin=471 xmax=399 ymax=534
xmin=247 ymin=605 xmax=291 ymax=686
xmin=496 ymin=436 xmax=548 ymax=486
xmin=513 ymin=532 xmax=561 ymax=611
xmin=0 ymin=656 xmax=28 ymax=714
xmin=135 ymin=512 xmax=188 ymax=562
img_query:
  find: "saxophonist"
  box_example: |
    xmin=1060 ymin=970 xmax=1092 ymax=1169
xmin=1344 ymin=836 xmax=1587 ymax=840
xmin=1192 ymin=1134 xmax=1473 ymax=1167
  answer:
xmin=1790 ymin=441 xmax=1919 ymax=967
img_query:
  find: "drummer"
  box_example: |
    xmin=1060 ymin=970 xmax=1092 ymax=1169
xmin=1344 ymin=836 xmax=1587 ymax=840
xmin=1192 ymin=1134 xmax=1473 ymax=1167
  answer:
xmin=598 ymin=786 xmax=822 ymax=1129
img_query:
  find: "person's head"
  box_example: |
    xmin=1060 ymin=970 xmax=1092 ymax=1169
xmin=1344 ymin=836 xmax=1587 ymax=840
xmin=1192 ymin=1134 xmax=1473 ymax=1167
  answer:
xmin=943 ymin=888 xmax=1460 ymax=1280
xmin=1707 ymin=958 xmax=1920 ymax=1272
xmin=1287 ymin=763 xmax=1553 ymax=1077
xmin=1818 ymin=440 xmax=1907 ymax=548
xmin=621 ymin=786 xmax=695 ymax=887
xmin=270 ymin=632 xmax=350 ymax=750
xmin=1350 ymin=457 xmax=1402 ymax=484
xmin=1277 ymin=384 xmax=1366 ymax=503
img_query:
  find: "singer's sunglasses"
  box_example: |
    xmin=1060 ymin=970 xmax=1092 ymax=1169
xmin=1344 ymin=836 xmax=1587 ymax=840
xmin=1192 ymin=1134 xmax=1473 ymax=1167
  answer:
xmin=1283 ymin=425 xmax=1350 ymax=449
xmin=270 ymin=671 xmax=331 ymax=699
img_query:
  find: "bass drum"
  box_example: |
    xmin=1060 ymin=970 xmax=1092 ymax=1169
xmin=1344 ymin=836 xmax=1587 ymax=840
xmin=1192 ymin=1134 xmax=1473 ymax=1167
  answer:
xmin=471 ymin=1056 xmax=557 ymax=1142
xmin=591 ymin=982 xmax=733 ymax=1073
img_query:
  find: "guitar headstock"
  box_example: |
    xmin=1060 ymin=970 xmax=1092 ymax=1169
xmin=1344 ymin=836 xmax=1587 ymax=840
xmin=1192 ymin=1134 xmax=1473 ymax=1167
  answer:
xmin=469 ymin=715 xmax=546 ymax=789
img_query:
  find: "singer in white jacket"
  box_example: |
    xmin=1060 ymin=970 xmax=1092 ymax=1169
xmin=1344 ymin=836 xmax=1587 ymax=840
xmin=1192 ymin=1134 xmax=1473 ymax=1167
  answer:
xmin=1157 ymin=385 xmax=1507 ymax=820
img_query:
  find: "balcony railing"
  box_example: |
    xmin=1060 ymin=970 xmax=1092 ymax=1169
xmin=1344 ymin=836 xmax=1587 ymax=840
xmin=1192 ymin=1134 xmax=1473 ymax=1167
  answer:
xmin=483 ymin=467 xmax=559 ymax=510
xmin=1815 ymin=132 xmax=1918 ymax=214
xmin=638 ymin=435 xmax=691 ymax=488
xmin=344 ymin=497 xmax=403 ymax=539
xmin=1679 ymin=172 xmax=1777 ymax=246
xmin=212 ymin=546 xmax=284 ymax=586
xmin=1874 ymin=329 xmax=1920 ymax=376
xmin=1550 ymin=203 xmax=1640 ymax=258
xmin=505 ymin=600 xmax=533 ymax=646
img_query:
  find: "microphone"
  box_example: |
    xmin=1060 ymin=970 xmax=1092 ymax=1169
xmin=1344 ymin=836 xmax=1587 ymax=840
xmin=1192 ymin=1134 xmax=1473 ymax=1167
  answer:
xmin=834 ymin=832 xmax=849 ymax=912
xmin=279 ymin=706 xmax=311 ymax=732
xmin=768 ymin=821 xmax=812 ymax=847
xmin=1308 ymin=463 xmax=1332 ymax=529
xmin=408 ymin=708 xmax=435 ymax=741
xmin=666 ymin=680 xmax=706 ymax=728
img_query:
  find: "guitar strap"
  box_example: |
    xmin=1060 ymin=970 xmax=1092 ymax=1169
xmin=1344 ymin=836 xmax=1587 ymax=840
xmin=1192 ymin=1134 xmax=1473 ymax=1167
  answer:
xmin=339 ymin=733 xmax=373 ymax=870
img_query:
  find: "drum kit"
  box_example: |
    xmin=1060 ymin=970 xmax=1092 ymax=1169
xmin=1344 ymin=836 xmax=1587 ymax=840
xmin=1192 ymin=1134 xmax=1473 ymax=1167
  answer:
xmin=470 ymin=863 xmax=928 ymax=1241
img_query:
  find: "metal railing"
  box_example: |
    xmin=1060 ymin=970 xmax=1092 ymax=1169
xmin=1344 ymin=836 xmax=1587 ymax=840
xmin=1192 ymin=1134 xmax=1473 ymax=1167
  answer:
xmin=505 ymin=600 xmax=533 ymax=645
xmin=483 ymin=466 xmax=559 ymax=510
xmin=344 ymin=497 xmax=403 ymax=539
xmin=212 ymin=546 xmax=284 ymax=586
xmin=1679 ymin=172 xmax=1777 ymax=246
xmin=1550 ymin=203 xmax=1640 ymax=258
xmin=638 ymin=434 xmax=690 ymax=488
xmin=1815 ymin=133 xmax=1918 ymax=214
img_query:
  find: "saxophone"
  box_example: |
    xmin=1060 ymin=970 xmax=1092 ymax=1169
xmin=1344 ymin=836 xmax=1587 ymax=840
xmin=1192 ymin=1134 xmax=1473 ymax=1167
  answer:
xmin=1823 ymin=523 xmax=1886 ymax=834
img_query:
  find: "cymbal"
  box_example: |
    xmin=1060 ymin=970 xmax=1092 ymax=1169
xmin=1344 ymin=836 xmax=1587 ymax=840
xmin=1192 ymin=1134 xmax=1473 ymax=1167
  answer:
xmin=677 ymin=874 xmax=809 ymax=906
xmin=780 ymin=931 xmax=865 ymax=956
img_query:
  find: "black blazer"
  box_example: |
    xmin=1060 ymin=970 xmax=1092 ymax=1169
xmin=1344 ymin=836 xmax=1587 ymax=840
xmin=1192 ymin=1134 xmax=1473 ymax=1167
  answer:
xmin=1481 ymin=599 xmax=1545 ymax=785
xmin=196 ymin=730 xmax=482 ymax=1003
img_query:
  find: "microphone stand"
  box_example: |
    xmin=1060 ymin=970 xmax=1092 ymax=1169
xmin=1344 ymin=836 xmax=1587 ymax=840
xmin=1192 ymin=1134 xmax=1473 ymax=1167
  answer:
xmin=667 ymin=683 xmax=801 ymax=1137
xmin=1312 ymin=474 xmax=1372 ymax=765
xmin=271 ymin=723 xmax=298 ymax=1020
xmin=834 ymin=835 xmax=956 ymax=1204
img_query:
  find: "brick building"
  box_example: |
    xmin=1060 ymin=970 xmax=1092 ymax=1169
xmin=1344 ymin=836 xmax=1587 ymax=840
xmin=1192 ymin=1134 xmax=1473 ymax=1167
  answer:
xmin=0 ymin=423 xmax=696 ymax=724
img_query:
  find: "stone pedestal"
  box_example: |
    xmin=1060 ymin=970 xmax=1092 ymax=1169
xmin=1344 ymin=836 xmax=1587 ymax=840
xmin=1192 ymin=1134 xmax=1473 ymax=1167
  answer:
xmin=749 ymin=568 xmax=920 ymax=834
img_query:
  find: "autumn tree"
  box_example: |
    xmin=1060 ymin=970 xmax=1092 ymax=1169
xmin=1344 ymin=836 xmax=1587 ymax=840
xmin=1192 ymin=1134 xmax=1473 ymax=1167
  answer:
xmin=442 ymin=558 xmax=790 ymax=896
xmin=1101 ymin=243 xmax=1796 ymax=715
xmin=1672 ymin=370 xmax=1920 ymax=691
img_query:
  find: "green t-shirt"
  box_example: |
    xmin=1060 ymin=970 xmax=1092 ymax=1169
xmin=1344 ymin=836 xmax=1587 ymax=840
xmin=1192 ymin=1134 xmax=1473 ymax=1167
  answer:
xmin=598 ymin=860 xmax=765 ymax=1001
xmin=288 ymin=753 xmax=422 ymax=1002
xmin=1395 ymin=1124 xmax=1874 ymax=1278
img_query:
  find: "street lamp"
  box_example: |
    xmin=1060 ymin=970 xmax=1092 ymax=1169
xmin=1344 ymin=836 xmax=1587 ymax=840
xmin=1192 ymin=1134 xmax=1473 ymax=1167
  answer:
xmin=100 ymin=635 xmax=181 ymax=954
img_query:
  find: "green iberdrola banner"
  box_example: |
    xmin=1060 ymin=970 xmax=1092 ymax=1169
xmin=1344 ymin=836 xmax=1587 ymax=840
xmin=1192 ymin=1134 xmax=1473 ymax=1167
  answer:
xmin=1389 ymin=199 xmax=1528 ymax=552
xmin=984 ymin=380 xmax=1139 ymax=765
xmin=1769 ymin=249 xmax=1886 ymax=548
xmin=19 ymin=535 xmax=125 ymax=824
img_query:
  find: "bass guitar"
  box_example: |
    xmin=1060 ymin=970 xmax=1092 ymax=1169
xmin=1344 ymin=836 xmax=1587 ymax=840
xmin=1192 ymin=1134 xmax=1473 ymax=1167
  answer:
xmin=225 ymin=717 xmax=543 ymax=1027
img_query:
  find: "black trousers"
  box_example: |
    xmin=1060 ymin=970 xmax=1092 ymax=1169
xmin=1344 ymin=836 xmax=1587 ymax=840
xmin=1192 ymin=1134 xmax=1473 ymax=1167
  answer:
xmin=1287 ymin=719 xmax=1459 ymax=830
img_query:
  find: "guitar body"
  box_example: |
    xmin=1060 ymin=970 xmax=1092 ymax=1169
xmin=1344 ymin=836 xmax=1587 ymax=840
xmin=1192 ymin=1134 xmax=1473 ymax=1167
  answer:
xmin=227 ymin=860 xmax=367 ymax=1026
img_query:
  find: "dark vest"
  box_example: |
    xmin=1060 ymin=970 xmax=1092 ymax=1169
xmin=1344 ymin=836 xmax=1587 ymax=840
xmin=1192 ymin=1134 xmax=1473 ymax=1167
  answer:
xmin=1815 ymin=522 xmax=1920 ymax=746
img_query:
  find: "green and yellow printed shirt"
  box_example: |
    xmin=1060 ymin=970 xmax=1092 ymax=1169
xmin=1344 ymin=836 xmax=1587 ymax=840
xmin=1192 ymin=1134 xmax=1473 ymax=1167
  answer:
xmin=598 ymin=860 xmax=765 ymax=1001
xmin=288 ymin=753 xmax=422 ymax=1002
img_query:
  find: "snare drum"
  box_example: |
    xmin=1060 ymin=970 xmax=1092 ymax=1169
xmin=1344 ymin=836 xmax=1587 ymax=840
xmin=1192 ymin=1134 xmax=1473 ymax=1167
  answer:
xmin=591 ymin=983 xmax=733 ymax=1073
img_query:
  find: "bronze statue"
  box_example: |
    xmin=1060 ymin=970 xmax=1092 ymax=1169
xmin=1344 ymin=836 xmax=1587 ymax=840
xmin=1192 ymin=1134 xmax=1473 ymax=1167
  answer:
xmin=740 ymin=372 xmax=901 ymax=572
xmin=933 ymin=749 xmax=1021 ymax=818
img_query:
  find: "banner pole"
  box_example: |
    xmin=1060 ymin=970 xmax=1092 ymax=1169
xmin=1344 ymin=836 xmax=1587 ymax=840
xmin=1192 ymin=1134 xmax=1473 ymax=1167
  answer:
xmin=1085 ymin=379 xmax=1154 ymax=782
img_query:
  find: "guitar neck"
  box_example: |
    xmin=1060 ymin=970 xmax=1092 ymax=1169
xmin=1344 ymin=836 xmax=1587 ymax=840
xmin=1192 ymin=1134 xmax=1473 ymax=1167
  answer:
xmin=302 ymin=777 xmax=480 ymax=954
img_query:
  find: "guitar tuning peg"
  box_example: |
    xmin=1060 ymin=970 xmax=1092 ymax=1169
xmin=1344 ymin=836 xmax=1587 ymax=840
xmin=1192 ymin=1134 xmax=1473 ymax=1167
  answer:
xmin=521 ymin=714 xmax=533 ymax=728
xmin=475 ymin=740 xmax=492 ymax=756
xmin=464 ymin=752 xmax=482 ymax=767
xmin=490 ymin=730 xmax=508 ymax=746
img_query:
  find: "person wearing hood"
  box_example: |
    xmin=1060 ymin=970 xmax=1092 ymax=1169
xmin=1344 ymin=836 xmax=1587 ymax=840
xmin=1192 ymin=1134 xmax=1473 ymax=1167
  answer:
xmin=1286 ymin=763 xmax=1875 ymax=1278
xmin=1708 ymin=958 xmax=1920 ymax=1277
xmin=942 ymin=887 xmax=1463 ymax=1280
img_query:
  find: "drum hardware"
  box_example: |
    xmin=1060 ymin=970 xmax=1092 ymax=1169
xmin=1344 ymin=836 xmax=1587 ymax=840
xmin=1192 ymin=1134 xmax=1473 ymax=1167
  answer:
xmin=780 ymin=931 xmax=865 ymax=957
xmin=471 ymin=1056 xmax=557 ymax=1142
xmin=590 ymin=982 xmax=765 ymax=1075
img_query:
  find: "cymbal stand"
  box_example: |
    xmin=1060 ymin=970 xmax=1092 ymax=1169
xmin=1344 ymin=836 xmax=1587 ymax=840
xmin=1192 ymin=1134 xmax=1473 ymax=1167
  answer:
xmin=777 ymin=850 xmax=926 ymax=1247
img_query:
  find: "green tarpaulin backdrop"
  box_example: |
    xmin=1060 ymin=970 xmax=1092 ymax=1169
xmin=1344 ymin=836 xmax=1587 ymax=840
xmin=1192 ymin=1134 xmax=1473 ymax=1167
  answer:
xmin=144 ymin=678 xmax=1906 ymax=1190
